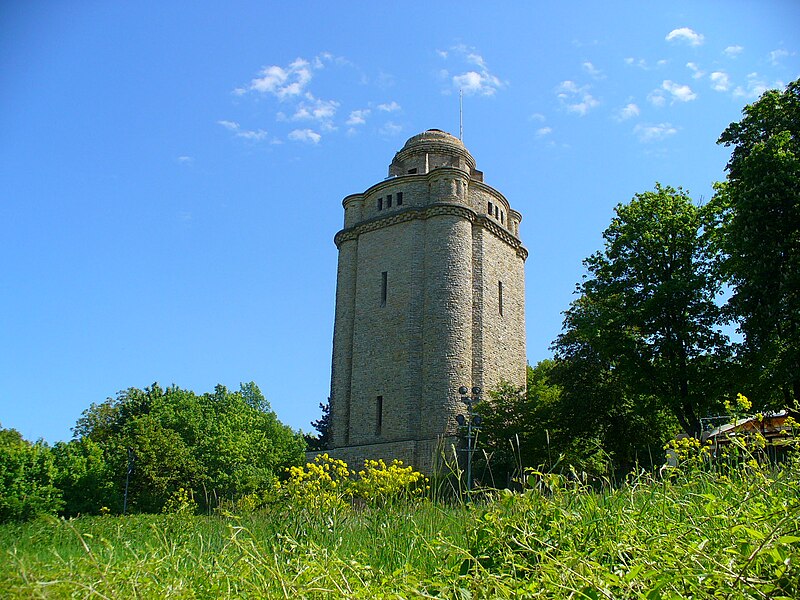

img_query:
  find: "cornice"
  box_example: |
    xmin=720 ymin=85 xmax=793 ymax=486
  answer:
xmin=334 ymin=203 xmax=528 ymax=260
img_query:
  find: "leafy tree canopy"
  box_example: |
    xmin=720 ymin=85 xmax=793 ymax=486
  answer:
xmin=72 ymin=382 xmax=305 ymax=513
xmin=711 ymin=78 xmax=800 ymax=406
xmin=553 ymin=184 xmax=730 ymax=438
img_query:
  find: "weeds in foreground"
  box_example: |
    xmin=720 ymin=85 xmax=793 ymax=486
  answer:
xmin=1 ymin=449 xmax=798 ymax=598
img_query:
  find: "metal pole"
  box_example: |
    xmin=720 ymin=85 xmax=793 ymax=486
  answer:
xmin=466 ymin=403 xmax=473 ymax=497
xmin=123 ymin=448 xmax=133 ymax=515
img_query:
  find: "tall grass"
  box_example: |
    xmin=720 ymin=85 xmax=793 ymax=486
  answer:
xmin=1 ymin=454 xmax=798 ymax=598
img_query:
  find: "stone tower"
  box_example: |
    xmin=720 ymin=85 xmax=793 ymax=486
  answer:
xmin=328 ymin=129 xmax=527 ymax=471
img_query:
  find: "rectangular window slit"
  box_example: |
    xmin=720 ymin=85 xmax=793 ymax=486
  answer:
xmin=377 ymin=197 xmax=383 ymax=211
xmin=381 ymin=271 xmax=387 ymax=307
xmin=397 ymin=192 xmax=403 ymax=205
xmin=488 ymin=201 xmax=493 ymax=215
xmin=408 ymin=168 xmax=417 ymax=174
xmin=387 ymin=194 xmax=392 ymax=208
xmin=498 ymin=281 xmax=504 ymax=316
xmin=376 ymin=396 xmax=383 ymax=435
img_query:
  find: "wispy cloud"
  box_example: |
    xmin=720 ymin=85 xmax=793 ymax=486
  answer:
xmin=769 ymin=49 xmax=790 ymax=65
xmin=634 ymin=122 xmax=677 ymax=143
xmin=662 ymin=80 xmax=697 ymax=102
xmin=686 ymin=62 xmax=704 ymax=80
xmin=346 ymin=109 xmax=370 ymax=126
xmin=665 ymin=27 xmax=704 ymax=46
xmin=177 ymin=156 xmax=193 ymax=165
xmin=536 ymin=127 xmax=553 ymax=137
xmin=377 ymin=101 xmax=401 ymax=112
xmin=379 ymin=121 xmax=403 ymax=136
xmin=288 ymin=128 xmax=321 ymax=144
xmin=733 ymin=73 xmax=771 ymax=99
xmin=582 ymin=61 xmax=604 ymax=79
xmin=556 ymin=80 xmax=599 ymax=116
xmin=439 ymin=45 xmax=504 ymax=96
xmin=291 ymin=97 xmax=339 ymax=127
xmin=616 ymin=103 xmax=640 ymax=121
xmin=724 ymin=45 xmax=744 ymax=58
xmin=236 ymin=58 xmax=314 ymax=99
xmin=217 ymin=120 xmax=269 ymax=141
xmin=710 ymin=71 xmax=730 ymax=92
xmin=624 ymin=57 xmax=668 ymax=70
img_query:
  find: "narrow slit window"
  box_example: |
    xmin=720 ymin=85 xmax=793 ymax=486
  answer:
xmin=397 ymin=192 xmax=403 ymax=205
xmin=381 ymin=271 xmax=387 ymax=307
xmin=387 ymin=194 xmax=392 ymax=208
xmin=495 ymin=206 xmax=499 ymax=219
xmin=377 ymin=197 xmax=383 ymax=211
xmin=498 ymin=281 xmax=504 ymax=316
xmin=488 ymin=201 xmax=493 ymax=216
xmin=376 ymin=396 xmax=383 ymax=435
xmin=408 ymin=168 xmax=417 ymax=174
xmin=501 ymin=211 xmax=505 ymax=224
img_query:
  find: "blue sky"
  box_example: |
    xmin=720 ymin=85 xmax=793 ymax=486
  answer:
xmin=1 ymin=2 xmax=798 ymax=443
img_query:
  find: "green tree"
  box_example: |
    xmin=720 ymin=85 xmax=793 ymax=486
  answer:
xmin=72 ymin=382 xmax=305 ymax=513
xmin=0 ymin=426 xmax=62 ymax=522
xmin=304 ymin=400 xmax=331 ymax=451
xmin=477 ymin=362 xmax=561 ymax=485
xmin=712 ymin=78 xmax=800 ymax=407
xmin=553 ymin=184 xmax=730 ymax=438
xmin=52 ymin=438 xmax=117 ymax=517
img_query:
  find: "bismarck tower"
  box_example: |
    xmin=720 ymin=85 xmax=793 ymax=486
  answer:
xmin=328 ymin=129 xmax=527 ymax=471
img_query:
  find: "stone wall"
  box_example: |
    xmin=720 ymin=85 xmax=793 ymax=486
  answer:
xmin=328 ymin=130 xmax=526 ymax=474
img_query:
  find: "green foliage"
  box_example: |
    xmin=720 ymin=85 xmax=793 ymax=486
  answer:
xmin=304 ymin=399 xmax=331 ymax=451
xmin=1 ymin=452 xmax=797 ymax=597
xmin=478 ymin=362 xmax=562 ymax=484
xmin=711 ymin=78 xmax=800 ymax=407
xmin=553 ymin=183 xmax=729 ymax=440
xmin=0 ymin=427 xmax=62 ymax=522
xmin=51 ymin=438 xmax=117 ymax=518
xmin=71 ymin=382 xmax=305 ymax=514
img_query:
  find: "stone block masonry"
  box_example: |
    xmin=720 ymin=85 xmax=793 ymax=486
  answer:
xmin=326 ymin=129 xmax=527 ymax=474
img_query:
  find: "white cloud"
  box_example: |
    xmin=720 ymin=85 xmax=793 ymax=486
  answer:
xmin=246 ymin=58 xmax=315 ymax=99
xmin=292 ymin=96 xmax=339 ymax=123
xmin=624 ymin=57 xmax=667 ymax=70
xmin=536 ymin=127 xmax=552 ymax=137
xmin=556 ymin=80 xmax=599 ymax=116
xmin=529 ymin=113 xmax=546 ymax=122
xmin=218 ymin=120 xmax=240 ymax=131
xmin=634 ymin=122 xmax=677 ymax=142
xmin=177 ymin=156 xmax=193 ymax=165
xmin=288 ymin=128 xmax=321 ymax=144
xmin=710 ymin=71 xmax=730 ymax=92
xmin=217 ymin=120 xmax=268 ymax=141
xmin=686 ymin=62 xmax=704 ymax=79
xmin=441 ymin=45 xmax=504 ymax=96
xmin=665 ymin=27 xmax=705 ymax=46
xmin=379 ymin=121 xmax=403 ymax=136
xmin=662 ymin=80 xmax=697 ymax=102
xmin=616 ymin=103 xmax=640 ymax=121
xmin=236 ymin=129 xmax=269 ymax=141
xmin=769 ymin=49 xmax=789 ymax=65
xmin=582 ymin=61 xmax=604 ymax=79
xmin=346 ymin=109 xmax=370 ymax=126
xmin=733 ymin=73 xmax=772 ymax=99
xmin=377 ymin=101 xmax=401 ymax=112
xmin=647 ymin=89 xmax=666 ymax=107
xmin=724 ymin=45 xmax=744 ymax=58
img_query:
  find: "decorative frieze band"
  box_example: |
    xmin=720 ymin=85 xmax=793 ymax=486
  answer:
xmin=334 ymin=203 xmax=528 ymax=260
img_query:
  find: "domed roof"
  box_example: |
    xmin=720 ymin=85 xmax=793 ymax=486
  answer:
xmin=390 ymin=129 xmax=476 ymax=176
xmin=399 ymin=129 xmax=466 ymax=152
